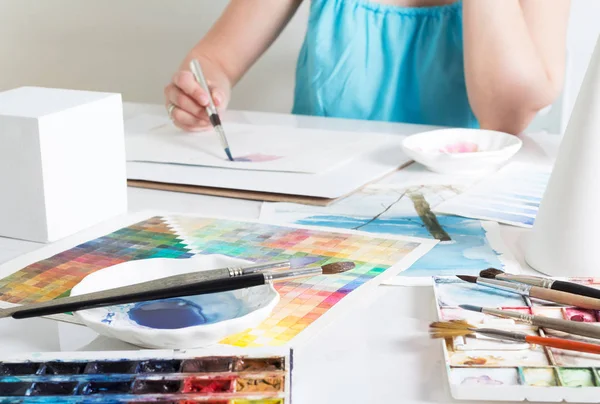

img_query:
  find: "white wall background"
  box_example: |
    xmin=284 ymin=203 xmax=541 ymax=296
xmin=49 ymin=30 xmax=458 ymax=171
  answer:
xmin=0 ymin=0 xmax=598 ymax=130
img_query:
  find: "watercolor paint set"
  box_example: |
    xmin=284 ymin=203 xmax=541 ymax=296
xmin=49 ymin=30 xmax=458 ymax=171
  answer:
xmin=434 ymin=277 xmax=600 ymax=402
xmin=435 ymin=162 xmax=551 ymax=228
xmin=0 ymin=347 xmax=291 ymax=403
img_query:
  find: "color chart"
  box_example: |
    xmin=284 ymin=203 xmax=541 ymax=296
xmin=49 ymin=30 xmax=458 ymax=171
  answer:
xmin=434 ymin=277 xmax=600 ymax=402
xmin=0 ymin=347 xmax=292 ymax=403
xmin=434 ymin=162 xmax=551 ymax=228
xmin=0 ymin=212 xmax=433 ymax=348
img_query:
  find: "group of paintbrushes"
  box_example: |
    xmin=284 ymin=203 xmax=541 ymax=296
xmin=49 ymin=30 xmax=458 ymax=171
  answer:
xmin=430 ymin=268 xmax=600 ymax=355
xmin=0 ymin=260 xmax=355 ymax=320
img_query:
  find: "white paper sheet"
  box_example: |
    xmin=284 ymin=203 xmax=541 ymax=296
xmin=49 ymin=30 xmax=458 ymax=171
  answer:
xmin=126 ymin=138 xmax=411 ymax=199
xmin=125 ymin=114 xmax=399 ymax=174
xmin=434 ymin=162 xmax=552 ymax=228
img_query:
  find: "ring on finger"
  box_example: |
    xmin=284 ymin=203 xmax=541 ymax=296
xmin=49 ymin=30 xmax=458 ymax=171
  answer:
xmin=167 ymin=103 xmax=176 ymax=120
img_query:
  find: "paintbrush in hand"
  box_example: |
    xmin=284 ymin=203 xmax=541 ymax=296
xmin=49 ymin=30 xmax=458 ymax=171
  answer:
xmin=456 ymin=275 xmax=600 ymax=310
xmin=429 ymin=320 xmax=600 ymax=355
xmin=479 ymin=268 xmax=600 ymax=300
xmin=459 ymin=304 xmax=600 ymax=340
xmin=189 ymin=59 xmax=233 ymax=161
xmin=0 ymin=262 xmax=355 ymax=320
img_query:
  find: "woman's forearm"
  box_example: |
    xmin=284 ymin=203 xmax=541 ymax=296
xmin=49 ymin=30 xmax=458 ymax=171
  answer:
xmin=462 ymin=0 xmax=570 ymax=134
xmin=185 ymin=0 xmax=303 ymax=86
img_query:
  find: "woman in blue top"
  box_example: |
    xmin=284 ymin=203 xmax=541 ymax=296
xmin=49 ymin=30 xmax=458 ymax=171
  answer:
xmin=165 ymin=0 xmax=570 ymax=135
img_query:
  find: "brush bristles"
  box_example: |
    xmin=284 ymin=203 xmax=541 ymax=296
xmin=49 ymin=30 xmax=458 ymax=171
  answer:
xmin=429 ymin=320 xmax=476 ymax=339
xmin=321 ymin=262 xmax=355 ymax=275
xmin=456 ymin=275 xmax=478 ymax=283
xmin=479 ymin=268 xmax=505 ymax=279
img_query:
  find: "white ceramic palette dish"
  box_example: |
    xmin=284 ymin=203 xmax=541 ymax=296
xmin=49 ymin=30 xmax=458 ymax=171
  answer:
xmin=401 ymin=128 xmax=522 ymax=174
xmin=70 ymin=255 xmax=280 ymax=349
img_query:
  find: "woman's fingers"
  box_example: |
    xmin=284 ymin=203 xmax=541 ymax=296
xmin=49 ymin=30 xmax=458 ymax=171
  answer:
xmin=164 ymin=83 xmax=209 ymax=129
xmin=165 ymin=68 xmax=230 ymax=132
xmin=172 ymin=71 xmax=210 ymax=106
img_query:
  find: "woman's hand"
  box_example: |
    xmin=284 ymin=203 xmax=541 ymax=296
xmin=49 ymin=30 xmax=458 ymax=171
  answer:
xmin=163 ymin=0 xmax=302 ymax=132
xmin=164 ymin=55 xmax=232 ymax=132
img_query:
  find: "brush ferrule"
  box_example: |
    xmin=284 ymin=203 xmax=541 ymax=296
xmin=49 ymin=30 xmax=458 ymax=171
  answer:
xmin=228 ymin=267 xmax=244 ymax=277
xmin=479 ymin=278 xmax=532 ymax=296
xmin=235 ymin=261 xmax=290 ymax=277
xmin=540 ymin=278 xmax=555 ymax=288
xmin=516 ymin=313 xmax=534 ymax=324
xmin=270 ymin=267 xmax=322 ymax=281
xmin=483 ymin=307 xmax=533 ymax=324
xmin=500 ymin=275 xmax=545 ymax=288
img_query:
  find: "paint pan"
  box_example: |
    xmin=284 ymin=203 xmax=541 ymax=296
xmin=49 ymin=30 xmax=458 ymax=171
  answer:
xmin=0 ymin=347 xmax=292 ymax=402
xmin=434 ymin=275 xmax=600 ymax=402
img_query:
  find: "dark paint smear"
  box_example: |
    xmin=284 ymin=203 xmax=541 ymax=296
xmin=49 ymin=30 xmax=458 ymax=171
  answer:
xmin=29 ymin=382 xmax=78 ymax=396
xmin=181 ymin=357 xmax=233 ymax=373
xmin=132 ymin=379 xmax=181 ymax=394
xmin=84 ymin=361 xmax=138 ymax=374
xmin=128 ymin=299 xmax=207 ymax=329
xmin=0 ymin=363 xmax=41 ymax=376
xmin=233 ymin=358 xmax=284 ymax=372
xmin=137 ymin=360 xmax=181 ymax=374
xmin=44 ymin=362 xmax=86 ymax=375
xmin=80 ymin=381 xmax=132 ymax=395
xmin=0 ymin=382 xmax=32 ymax=396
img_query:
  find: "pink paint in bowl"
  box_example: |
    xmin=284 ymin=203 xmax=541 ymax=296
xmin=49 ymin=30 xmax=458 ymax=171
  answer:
xmin=441 ymin=142 xmax=480 ymax=154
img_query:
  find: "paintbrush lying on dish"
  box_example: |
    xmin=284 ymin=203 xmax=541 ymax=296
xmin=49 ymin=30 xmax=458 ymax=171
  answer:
xmin=0 ymin=261 xmax=355 ymax=320
xmin=456 ymin=275 xmax=600 ymax=310
xmin=479 ymin=268 xmax=600 ymax=299
xmin=459 ymin=304 xmax=600 ymax=340
xmin=429 ymin=320 xmax=600 ymax=355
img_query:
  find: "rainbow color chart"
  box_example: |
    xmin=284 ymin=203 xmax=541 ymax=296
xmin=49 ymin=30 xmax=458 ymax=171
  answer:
xmin=0 ymin=214 xmax=431 ymax=348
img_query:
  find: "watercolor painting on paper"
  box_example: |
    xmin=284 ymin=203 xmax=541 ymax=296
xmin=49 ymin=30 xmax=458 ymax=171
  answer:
xmin=434 ymin=162 xmax=551 ymax=228
xmin=124 ymin=113 xmax=398 ymax=174
xmin=260 ymin=172 xmax=518 ymax=284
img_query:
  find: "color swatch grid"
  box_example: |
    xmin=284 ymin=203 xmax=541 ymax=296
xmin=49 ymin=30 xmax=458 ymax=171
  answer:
xmin=434 ymin=277 xmax=600 ymax=402
xmin=168 ymin=215 xmax=423 ymax=346
xmin=0 ymin=217 xmax=193 ymax=305
xmin=0 ymin=215 xmax=427 ymax=348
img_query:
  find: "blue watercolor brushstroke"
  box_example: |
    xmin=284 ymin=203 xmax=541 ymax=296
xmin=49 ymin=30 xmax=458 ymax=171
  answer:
xmin=484 ymin=193 xmax=542 ymax=203
xmin=469 ymin=203 xmax=538 ymax=216
xmin=450 ymin=207 xmax=536 ymax=226
xmin=475 ymin=196 xmax=540 ymax=208
xmin=295 ymin=215 xmax=503 ymax=278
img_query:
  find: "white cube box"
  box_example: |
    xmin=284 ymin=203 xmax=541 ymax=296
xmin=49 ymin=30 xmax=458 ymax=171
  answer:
xmin=0 ymin=87 xmax=127 ymax=242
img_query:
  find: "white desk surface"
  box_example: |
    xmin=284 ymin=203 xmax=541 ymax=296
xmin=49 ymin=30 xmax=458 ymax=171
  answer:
xmin=0 ymin=103 xmax=560 ymax=404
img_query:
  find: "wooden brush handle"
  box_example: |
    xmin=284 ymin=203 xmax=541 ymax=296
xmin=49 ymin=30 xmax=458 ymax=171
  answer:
xmin=530 ymin=286 xmax=600 ymax=310
xmin=525 ymin=335 xmax=600 ymax=355
xmin=531 ymin=316 xmax=600 ymax=340
xmin=0 ymin=267 xmax=232 ymax=319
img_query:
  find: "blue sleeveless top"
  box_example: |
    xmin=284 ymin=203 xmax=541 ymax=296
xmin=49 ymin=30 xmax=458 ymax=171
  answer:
xmin=292 ymin=0 xmax=478 ymax=128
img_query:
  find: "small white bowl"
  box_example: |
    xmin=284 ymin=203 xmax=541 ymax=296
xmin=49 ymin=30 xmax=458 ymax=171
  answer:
xmin=71 ymin=255 xmax=280 ymax=349
xmin=401 ymin=128 xmax=522 ymax=174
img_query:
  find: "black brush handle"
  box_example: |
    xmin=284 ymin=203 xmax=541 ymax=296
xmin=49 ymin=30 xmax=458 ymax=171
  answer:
xmin=12 ymin=274 xmax=266 ymax=320
xmin=551 ymin=280 xmax=600 ymax=300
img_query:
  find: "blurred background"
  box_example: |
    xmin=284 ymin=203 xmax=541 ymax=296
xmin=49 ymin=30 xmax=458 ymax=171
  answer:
xmin=0 ymin=0 xmax=597 ymax=133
